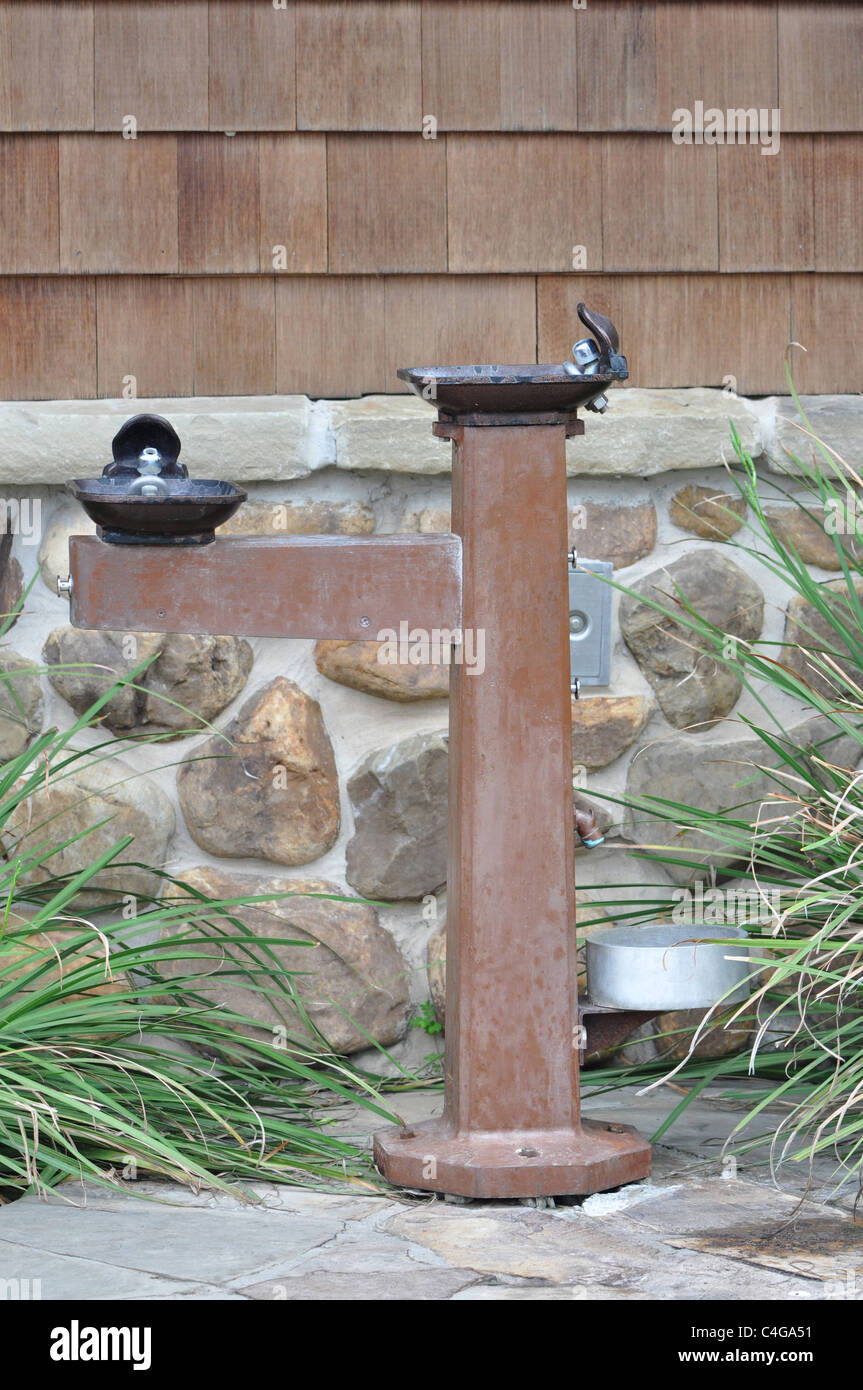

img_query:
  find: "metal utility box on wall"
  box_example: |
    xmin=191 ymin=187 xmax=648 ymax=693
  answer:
xmin=569 ymin=557 xmax=613 ymax=688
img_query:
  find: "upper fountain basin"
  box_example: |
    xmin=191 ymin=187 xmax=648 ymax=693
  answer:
xmin=397 ymin=361 xmax=627 ymax=417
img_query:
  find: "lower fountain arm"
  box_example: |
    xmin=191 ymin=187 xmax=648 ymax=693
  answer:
xmin=67 ymin=533 xmax=462 ymax=639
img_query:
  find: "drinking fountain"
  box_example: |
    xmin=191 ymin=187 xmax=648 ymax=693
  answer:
xmin=68 ymin=413 xmax=247 ymax=546
xmin=59 ymin=304 xmax=749 ymax=1199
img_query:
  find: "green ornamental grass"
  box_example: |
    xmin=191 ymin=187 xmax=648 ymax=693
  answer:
xmin=587 ymin=376 xmax=863 ymax=1193
xmin=0 ymin=612 xmax=399 ymax=1202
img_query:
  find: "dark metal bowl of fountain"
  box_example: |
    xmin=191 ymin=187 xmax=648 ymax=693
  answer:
xmin=398 ymin=303 xmax=628 ymax=419
xmin=67 ymin=476 xmax=247 ymax=546
xmin=66 ymin=413 xmax=247 ymax=545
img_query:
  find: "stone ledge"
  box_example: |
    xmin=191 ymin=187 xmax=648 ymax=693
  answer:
xmin=567 ymin=388 xmax=763 ymax=476
xmin=3 ymin=388 xmax=859 ymax=484
xmin=330 ymin=388 xmax=766 ymax=477
xmin=0 ymin=396 xmax=315 ymax=484
xmin=329 ymin=395 xmax=450 ymax=475
xmin=770 ymin=395 xmax=863 ymax=474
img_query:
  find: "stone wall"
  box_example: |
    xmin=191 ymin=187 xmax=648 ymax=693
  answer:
xmin=1 ymin=387 xmax=859 ymax=1069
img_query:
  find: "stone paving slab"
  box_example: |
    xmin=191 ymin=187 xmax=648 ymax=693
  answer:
xmin=584 ymin=1175 xmax=863 ymax=1291
xmin=0 ymin=1239 xmax=246 ymax=1301
xmin=1 ymin=1085 xmax=860 ymax=1301
xmin=0 ymin=1200 xmax=342 ymax=1286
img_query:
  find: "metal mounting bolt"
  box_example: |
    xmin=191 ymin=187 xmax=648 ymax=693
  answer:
xmin=57 ymin=574 xmax=73 ymax=598
xmin=571 ymin=337 xmax=601 ymax=371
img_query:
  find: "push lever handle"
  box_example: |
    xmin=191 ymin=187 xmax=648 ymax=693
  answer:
xmin=576 ymin=303 xmax=620 ymax=357
xmin=102 ymin=413 xmax=188 ymax=481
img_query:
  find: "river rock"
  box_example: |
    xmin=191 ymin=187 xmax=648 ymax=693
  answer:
xmin=5 ymin=919 xmax=130 ymax=1007
xmin=399 ymin=507 xmax=452 ymax=534
xmin=763 ymin=505 xmax=856 ymax=570
xmin=569 ymin=500 xmax=657 ymax=568
xmin=651 ymin=1003 xmax=756 ymax=1061
xmin=44 ymin=626 xmax=253 ymax=738
xmin=669 ymin=485 xmax=746 ymax=539
xmin=619 ymin=552 xmax=764 ymax=730
xmin=217 ymin=498 xmax=373 ymax=536
xmin=0 ymin=530 xmax=23 ymax=629
xmin=178 ymin=678 xmax=340 ymax=865
xmin=163 ymin=867 xmax=409 ymax=1054
xmin=346 ymin=732 xmax=618 ymax=897
xmin=3 ymin=755 xmax=174 ymax=903
xmin=783 ymin=579 xmax=863 ymax=700
xmin=427 ymin=919 xmax=446 ymax=1026
xmin=0 ymin=650 xmax=43 ymax=760
xmin=572 ymin=694 xmax=651 ymax=770
xmin=624 ymin=715 xmax=861 ymax=885
xmin=314 ymin=639 xmax=450 ymax=701
xmin=38 ymin=504 xmax=97 ymax=591
xmin=345 ymin=732 xmax=448 ymax=899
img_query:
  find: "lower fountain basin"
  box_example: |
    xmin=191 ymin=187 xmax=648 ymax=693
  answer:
xmin=584 ymin=923 xmax=751 ymax=1011
xmin=67 ymin=477 xmax=247 ymax=545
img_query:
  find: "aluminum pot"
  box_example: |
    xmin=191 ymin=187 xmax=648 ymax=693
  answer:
xmin=584 ymin=923 xmax=751 ymax=1011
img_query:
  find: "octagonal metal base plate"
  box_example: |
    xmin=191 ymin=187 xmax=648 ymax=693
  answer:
xmin=373 ymin=1116 xmax=651 ymax=1200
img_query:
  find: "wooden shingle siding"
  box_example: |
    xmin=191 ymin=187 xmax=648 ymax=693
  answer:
xmin=654 ymin=2 xmax=779 ymax=125
xmin=421 ymin=1 xmax=579 ymax=131
xmin=208 ymin=0 xmax=296 ymax=132
xmin=814 ymin=136 xmax=863 ymax=272
xmin=0 ymin=277 xmax=96 ymax=398
xmin=0 ymin=134 xmax=59 ymax=272
xmin=190 ymin=277 xmax=276 ymax=395
xmin=178 ymin=134 xmax=260 ymax=273
xmin=577 ymin=2 xmax=657 ymax=131
xmin=0 ymin=2 xmax=94 ymax=131
xmin=778 ymin=2 xmax=863 ymax=132
xmin=538 ymin=274 xmax=794 ymax=396
xmin=296 ymin=2 xmax=422 ymax=131
xmin=94 ymin=1 xmax=209 ymax=132
xmin=275 ymin=273 xmax=537 ymax=398
xmin=790 ymin=274 xmax=863 ymax=395
xmin=326 ymin=134 xmax=447 ymax=273
xmin=0 ymin=1 xmax=859 ymax=400
xmin=718 ymin=137 xmax=815 ymax=273
xmin=446 ymin=134 xmax=600 ymax=273
xmin=96 ymin=276 xmax=195 ymax=398
xmin=258 ymin=134 xmax=327 ymax=273
xmin=276 ymin=276 xmax=388 ymax=396
xmin=601 ymin=138 xmax=718 ymax=272
xmin=383 ymin=274 xmax=537 ymax=379
xmin=59 ymin=135 xmax=179 ymax=273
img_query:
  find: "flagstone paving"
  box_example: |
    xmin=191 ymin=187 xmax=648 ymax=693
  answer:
xmin=1 ymin=1086 xmax=860 ymax=1300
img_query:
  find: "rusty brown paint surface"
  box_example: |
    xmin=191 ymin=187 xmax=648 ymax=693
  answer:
xmin=69 ymin=533 xmax=462 ymax=640
xmin=446 ymin=423 xmax=579 ymax=1133
xmin=374 ymin=421 xmax=651 ymax=1196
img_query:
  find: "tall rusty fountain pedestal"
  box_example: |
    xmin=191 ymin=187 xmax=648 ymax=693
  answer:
xmin=372 ymin=357 xmax=651 ymax=1199
xmin=64 ymin=306 xmax=651 ymax=1200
